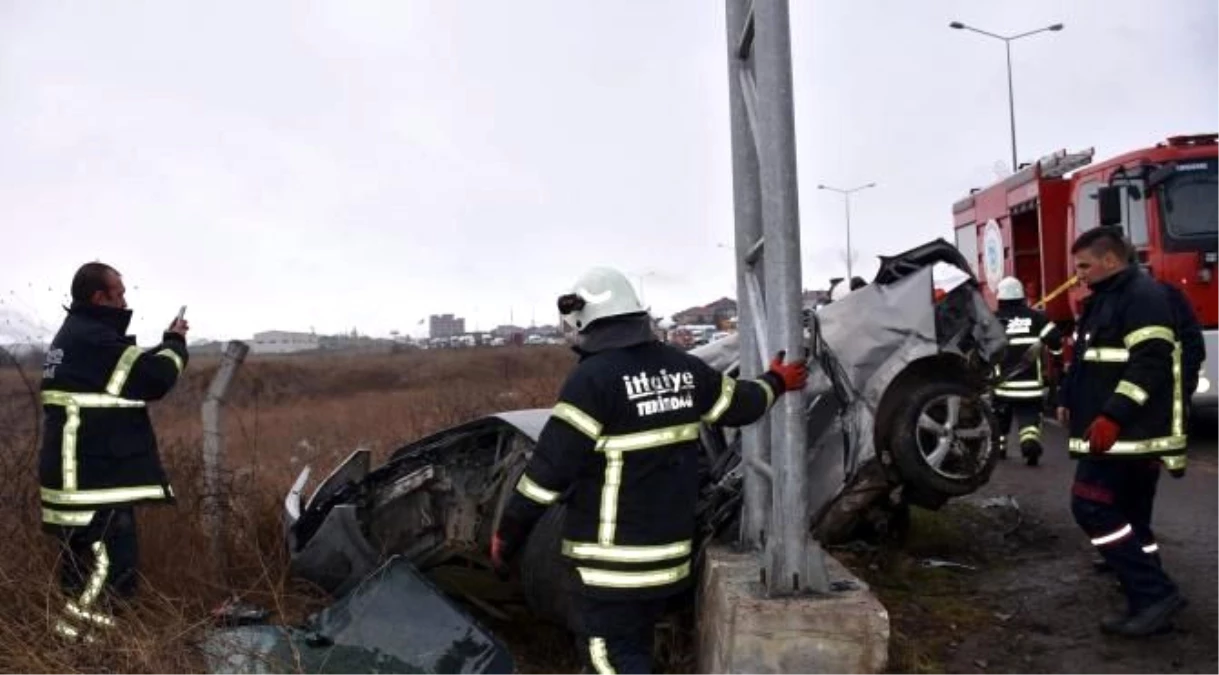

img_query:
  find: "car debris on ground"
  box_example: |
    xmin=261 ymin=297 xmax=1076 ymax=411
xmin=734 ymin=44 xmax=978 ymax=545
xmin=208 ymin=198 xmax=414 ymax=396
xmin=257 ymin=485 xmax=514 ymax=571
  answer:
xmin=204 ymin=239 xmax=1012 ymax=673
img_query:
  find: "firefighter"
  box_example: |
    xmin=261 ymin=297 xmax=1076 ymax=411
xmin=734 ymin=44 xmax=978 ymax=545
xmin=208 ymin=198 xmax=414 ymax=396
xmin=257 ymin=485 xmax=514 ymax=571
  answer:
xmin=990 ymin=276 xmax=1063 ymax=466
xmin=1159 ymin=279 xmax=1204 ymax=445
xmin=1092 ymin=258 xmax=1207 ymax=576
xmin=1056 ymin=228 xmax=1186 ymax=637
xmin=490 ymin=266 xmax=808 ymax=673
xmin=38 ymin=262 xmax=189 ymax=641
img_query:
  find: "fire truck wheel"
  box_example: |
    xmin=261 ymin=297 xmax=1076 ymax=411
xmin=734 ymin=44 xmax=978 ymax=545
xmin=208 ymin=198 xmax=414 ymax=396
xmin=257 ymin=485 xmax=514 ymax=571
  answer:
xmin=888 ymin=378 xmax=999 ymax=505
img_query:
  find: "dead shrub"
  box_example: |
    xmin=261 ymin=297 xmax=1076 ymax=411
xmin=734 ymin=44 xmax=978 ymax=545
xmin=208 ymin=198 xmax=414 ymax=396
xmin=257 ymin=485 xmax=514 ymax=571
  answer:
xmin=0 ymin=346 xmax=573 ymax=673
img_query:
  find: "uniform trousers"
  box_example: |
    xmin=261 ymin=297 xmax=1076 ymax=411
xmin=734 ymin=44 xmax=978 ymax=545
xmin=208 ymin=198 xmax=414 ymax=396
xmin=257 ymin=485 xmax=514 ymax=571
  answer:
xmin=1071 ymin=458 xmax=1176 ymax=612
xmin=574 ymin=594 xmax=668 ymax=674
xmin=48 ymin=507 xmax=139 ymax=639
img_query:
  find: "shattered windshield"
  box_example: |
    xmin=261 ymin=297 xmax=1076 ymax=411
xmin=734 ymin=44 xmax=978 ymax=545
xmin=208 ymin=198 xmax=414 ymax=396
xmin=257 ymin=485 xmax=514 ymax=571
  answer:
xmin=1160 ymin=160 xmax=1218 ymax=239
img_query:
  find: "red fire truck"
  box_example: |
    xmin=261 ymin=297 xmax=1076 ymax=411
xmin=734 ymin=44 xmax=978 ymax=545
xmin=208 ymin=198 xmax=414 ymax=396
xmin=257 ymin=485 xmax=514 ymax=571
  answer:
xmin=951 ymin=133 xmax=1218 ymax=409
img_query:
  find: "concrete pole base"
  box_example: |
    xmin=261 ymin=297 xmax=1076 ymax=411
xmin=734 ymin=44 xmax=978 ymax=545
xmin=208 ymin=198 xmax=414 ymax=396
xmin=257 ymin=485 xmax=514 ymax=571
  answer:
xmin=696 ymin=545 xmax=890 ymax=673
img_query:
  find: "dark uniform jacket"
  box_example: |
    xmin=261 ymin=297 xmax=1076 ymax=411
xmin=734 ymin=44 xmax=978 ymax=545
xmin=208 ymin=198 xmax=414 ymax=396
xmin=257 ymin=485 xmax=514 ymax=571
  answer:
xmin=994 ymin=299 xmax=1063 ymax=400
xmin=499 ymin=316 xmax=786 ymax=601
xmin=38 ymin=303 xmax=189 ymax=530
xmin=1059 ymin=267 xmax=1185 ymax=469
xmin=1160 ymin=281 xmax=1204 ymax=398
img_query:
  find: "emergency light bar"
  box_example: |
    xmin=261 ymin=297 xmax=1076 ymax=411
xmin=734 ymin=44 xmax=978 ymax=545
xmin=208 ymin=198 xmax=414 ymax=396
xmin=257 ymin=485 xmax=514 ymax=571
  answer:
xmin=1166 ymin=134 xmax=1218 ymax=147
xmin=1036 ymin=147 xmax=1095 ymax=179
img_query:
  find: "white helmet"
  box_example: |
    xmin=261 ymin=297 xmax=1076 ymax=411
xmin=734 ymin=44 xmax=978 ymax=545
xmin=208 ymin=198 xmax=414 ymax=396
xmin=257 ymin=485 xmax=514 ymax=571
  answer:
xmin=558 ymin=267 xmax=646 ymax=333
xmin=996 ymin=276 xmax=1025 ymax=301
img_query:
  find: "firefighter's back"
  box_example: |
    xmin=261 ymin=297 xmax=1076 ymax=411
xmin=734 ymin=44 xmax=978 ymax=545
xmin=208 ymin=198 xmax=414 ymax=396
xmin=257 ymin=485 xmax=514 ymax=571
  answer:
xmin=560 ymin=341 xmax=722 ymax=595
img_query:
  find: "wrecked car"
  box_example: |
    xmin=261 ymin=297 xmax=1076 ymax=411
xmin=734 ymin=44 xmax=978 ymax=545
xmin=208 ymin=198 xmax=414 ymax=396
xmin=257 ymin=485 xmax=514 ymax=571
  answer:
xmin=249 ymin=238 xmax=1007 ymax=668
xmin=698 ymin=239 xmax=1007 ymax=544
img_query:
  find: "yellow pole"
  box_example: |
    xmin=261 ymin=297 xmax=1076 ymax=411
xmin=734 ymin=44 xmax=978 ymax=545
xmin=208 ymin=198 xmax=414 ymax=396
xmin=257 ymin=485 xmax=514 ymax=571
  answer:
xmin=1032 ymin=274 xmax=1079 ymax=310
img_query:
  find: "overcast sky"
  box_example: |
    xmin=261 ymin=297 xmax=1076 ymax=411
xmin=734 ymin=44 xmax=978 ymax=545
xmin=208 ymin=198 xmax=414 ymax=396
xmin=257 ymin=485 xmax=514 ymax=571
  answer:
xmin=1 ymin=0 xmax=1215 ymax=344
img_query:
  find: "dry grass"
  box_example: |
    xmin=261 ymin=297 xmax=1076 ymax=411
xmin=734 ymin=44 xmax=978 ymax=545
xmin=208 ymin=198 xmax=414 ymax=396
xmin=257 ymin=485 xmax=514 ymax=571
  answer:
xmin=835 ymin=505 xmax=998 ymax=674
xmin=0 ymin=346 xmax=575 ymax=673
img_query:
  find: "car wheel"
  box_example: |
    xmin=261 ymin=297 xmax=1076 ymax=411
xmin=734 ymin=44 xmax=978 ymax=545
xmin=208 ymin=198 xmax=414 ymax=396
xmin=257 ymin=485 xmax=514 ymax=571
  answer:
xmin=518 ymin=504 xmax=579 ymax=629
xmin=888 ymin=378 xmax=997 ymax=507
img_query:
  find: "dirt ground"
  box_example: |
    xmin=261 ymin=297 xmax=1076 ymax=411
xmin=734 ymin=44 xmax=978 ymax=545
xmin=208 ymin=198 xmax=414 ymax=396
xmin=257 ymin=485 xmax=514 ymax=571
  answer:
xmin=838 ymin=416 xmax=1218 ymax=674
xmin=4 ymin=349 xmax=1211 ymax=673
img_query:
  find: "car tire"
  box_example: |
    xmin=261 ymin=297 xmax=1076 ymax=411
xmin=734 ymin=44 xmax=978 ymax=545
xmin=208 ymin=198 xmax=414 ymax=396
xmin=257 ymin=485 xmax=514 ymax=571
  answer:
xmin=518 ymin=504 xmax=579 ymax=629
xmin=888 ymin=378 xmax=997 ymax=507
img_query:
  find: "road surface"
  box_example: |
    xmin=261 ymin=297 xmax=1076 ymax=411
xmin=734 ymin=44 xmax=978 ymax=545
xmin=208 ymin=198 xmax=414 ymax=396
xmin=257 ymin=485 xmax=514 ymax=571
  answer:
xmin=944 ymin=413 xmax=1217 ymax=673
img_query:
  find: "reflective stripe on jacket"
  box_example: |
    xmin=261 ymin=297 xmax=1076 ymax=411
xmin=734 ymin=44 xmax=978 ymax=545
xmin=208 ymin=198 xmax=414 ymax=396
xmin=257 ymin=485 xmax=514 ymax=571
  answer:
xmin=1061 ymin=267 xmax=1185 ymax=466
xmin=38 ymin=304 xmax=188 ymax=527
xmin=500 ymin=334 xmax=784 ymax=601
xmin=993 ymin=300 xmax=1062 ymax=400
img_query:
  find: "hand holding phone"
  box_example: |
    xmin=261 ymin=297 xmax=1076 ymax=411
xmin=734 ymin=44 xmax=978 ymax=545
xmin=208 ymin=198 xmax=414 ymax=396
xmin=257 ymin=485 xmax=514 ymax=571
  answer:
xmin=169 ymin=305 xmax=190 ymax=336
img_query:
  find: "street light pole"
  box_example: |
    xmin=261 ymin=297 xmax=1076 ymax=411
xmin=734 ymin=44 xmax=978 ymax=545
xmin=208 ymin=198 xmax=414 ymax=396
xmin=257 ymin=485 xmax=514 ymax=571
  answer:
xmin=817 ymin=182 xmax=877 ymax=281
xmin=1005 ymin=40 xmax=1018 ymax=175
xmin=949 ymin=21 xmax=1064 ymax=173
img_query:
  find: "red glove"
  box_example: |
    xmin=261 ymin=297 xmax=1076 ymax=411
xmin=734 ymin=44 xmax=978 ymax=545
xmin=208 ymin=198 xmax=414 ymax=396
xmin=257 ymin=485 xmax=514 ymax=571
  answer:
xmin=768 ymin=350 xmax=809 ymax=392
xmin=490 ymin=532 xmax=508 ymax=578
xmin=1084 ymin=415 xmax=1121 ymax=454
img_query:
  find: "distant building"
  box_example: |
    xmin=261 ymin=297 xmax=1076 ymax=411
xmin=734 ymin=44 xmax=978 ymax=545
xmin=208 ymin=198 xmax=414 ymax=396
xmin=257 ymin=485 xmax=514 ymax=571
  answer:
xmin=429 ymin=314 xmax=466 ymax=339
xmin=188 ymin=340 xmax=227 ymax=356
xmin=252 ymin=331 xmax=320 ymax=354
xmin=672 ymin=297 xmax=738 ymax=327
xmin=318 ymin=333 xmax=395 ymax=354
xmin=491 ymin=324 xmax=525 ymax=338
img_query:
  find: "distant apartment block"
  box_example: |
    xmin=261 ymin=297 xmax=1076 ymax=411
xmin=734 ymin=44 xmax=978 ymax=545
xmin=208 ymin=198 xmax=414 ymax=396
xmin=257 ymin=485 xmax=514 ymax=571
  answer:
xmin=429 ymin=314 xmax=466 ymax=339
xmin=672 ymin=297 xmax=738 ymax=327
xmin=252 ymin=330 xmax=320 ymax=354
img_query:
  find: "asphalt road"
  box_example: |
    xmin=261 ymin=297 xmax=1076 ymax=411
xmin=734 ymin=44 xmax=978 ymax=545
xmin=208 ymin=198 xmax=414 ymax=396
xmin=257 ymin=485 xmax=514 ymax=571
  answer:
xmin=950 ymin=412 xmax=1218 ymax=673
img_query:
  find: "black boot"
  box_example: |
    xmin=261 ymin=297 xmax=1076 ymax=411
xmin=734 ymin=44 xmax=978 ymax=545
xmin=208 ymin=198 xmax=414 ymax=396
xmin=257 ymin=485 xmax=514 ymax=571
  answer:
xmin=1021 ymin=440 xmax=1042 ymax=466
xmin=1100 ymin=593 xmax=1187 ymax=637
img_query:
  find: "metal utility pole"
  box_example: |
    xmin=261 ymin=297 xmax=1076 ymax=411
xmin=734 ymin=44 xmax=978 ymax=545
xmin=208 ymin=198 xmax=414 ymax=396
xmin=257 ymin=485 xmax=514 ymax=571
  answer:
xmin=816 ymin=182 xmax=876 ymax=282
xmin=948 ymin=21 xmax=1064 ymax=173
xmin=725 ymin=0 xmax=828 ymax=595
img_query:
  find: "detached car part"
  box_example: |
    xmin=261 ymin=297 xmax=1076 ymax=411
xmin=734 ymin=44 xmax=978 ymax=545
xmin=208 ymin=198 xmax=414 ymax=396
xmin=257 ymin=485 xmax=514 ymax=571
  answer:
xmin=278 ymin=238 xmax=1008 ymax=633
xmin=203 ymin=556 xmax=514 ymax=674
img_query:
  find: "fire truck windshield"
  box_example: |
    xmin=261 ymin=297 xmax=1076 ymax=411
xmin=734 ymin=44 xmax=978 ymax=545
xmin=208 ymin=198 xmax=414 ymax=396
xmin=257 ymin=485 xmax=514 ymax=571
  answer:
xmin=1160 ymin=159 xmax=1217 ymax=239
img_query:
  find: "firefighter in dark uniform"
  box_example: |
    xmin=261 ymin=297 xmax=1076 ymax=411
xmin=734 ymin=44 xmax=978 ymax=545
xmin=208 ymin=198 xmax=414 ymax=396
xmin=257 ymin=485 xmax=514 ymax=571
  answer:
xmin=991 ymin=276 xmax=1063 ymax=466
xmin=490 ymin=266 xmax=808 ymax=673
xmin=38 ymin=262 xmax=189 ymax=641
xmin=1158 ymin=278 xmax=1205 ymax=440
xmin=1090 ymin=255 xmax=1208 ymax=576
xmin=1056 ymin=228 xmax=1187 ymax=637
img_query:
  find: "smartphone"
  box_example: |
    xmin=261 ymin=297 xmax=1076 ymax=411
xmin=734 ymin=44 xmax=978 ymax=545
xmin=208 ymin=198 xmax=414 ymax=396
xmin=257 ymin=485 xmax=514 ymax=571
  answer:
xmin=176 ymin=305 xmax=187 ymax=322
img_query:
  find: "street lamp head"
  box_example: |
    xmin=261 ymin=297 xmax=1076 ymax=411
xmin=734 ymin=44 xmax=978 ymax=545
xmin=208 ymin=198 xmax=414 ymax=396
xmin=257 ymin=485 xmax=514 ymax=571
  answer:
xmin=1049 ymin=23 xmax=1064 ymax=31
xmin=816 ymin=184 xmax=827 ymax=190
xmin=865 ymin=182 xmax=877 ymax=189
xmin=949 ymin=21 xmax=965 ymax=30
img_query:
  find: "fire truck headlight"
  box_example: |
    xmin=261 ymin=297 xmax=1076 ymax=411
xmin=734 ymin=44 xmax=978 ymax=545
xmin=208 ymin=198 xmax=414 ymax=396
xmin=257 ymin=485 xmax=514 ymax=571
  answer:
xmin=1198 ymin=376 xmax=1212 ymax=394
